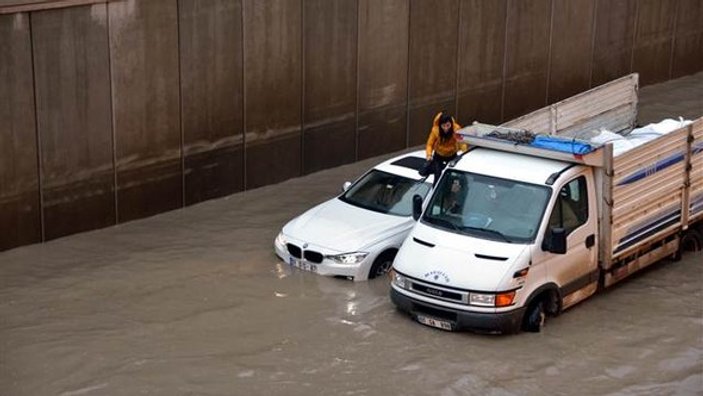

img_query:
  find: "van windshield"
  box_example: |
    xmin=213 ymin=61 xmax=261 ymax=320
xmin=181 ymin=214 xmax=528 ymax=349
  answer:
xmin=340 ymin=170 xmax=431 ymax=217
xmin=421 ymin=170 xmax=551 ymax=243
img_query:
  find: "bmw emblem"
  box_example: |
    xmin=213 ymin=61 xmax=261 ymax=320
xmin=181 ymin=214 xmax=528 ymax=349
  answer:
xmin=303 ymin=243 xmax=309 ymax=249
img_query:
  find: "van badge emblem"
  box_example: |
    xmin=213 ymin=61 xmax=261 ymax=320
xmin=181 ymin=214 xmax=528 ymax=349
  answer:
xmin=424 ymin=270 xmax=450 ymax=283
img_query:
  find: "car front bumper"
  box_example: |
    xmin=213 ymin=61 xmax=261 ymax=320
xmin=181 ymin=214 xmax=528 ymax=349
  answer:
xmin=274 ymin=238 xmax=371 ymax=280
xmin=390 ymin=286 xmax=525 ymax=334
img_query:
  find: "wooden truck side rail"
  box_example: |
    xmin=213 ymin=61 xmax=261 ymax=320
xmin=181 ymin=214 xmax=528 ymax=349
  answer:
xmin=604 ymin=117 xmax=702 ymax=286
xmin=502 ymin=74 xmax=638 ymax=138
xmin=689 ymin=119 xmax=703 ymax=225
xmin=611 ymin=127 xmax=690 ymax=258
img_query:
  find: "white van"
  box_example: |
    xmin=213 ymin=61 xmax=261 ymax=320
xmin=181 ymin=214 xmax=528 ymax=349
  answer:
xmin=390 ymin=74 xmax=703 ymax=333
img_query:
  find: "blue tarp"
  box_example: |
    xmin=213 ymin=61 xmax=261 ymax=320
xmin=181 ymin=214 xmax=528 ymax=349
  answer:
xmin=531 ymin=135 xmax=594 ymax=155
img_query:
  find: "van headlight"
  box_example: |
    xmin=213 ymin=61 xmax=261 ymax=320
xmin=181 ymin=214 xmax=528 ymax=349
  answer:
xmin=469 ymin=291 xmax=516 ymax=307
xmin=275 ymin=232 xmax=287 ymax=247
xmin=326 ymin=252 xmax=368 ymax=264
xmin=469 ymin=293 xmax=495 ymax=307
xmin=391 ymin=269 xmax=408 ymax=289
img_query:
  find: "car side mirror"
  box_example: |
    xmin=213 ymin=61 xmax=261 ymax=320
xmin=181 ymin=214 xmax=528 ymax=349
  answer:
xmin=412 ymin=194 xmax=423 ymax=221
xmin=543 ymin=227 xmax=567 ymax=254
xmin=342 ymin=181 xmax=352 ymax=192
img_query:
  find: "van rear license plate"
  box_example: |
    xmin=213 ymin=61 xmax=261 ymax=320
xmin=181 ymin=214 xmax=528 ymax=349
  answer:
xmin=416 ymin=315 xmax=452 ymax=331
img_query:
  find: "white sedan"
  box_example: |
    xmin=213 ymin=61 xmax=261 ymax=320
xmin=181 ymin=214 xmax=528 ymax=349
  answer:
xmin=275 ymin=151 xmax=433 ymax=281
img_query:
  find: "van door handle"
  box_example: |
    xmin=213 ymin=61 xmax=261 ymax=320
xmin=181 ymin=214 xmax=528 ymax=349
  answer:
xmin=585 ymin=234 xmax=595 ymax=248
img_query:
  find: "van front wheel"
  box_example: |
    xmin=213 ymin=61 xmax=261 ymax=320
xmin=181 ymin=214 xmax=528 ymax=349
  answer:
xmin=522 ymin=299 xmax=545 ymax=333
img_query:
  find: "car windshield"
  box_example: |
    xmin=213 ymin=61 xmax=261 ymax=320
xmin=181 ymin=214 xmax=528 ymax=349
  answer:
xmin=340 ymin=170 xmax=431 ymax=216
xmin=421 ymin=170 xmax=551 ymax=243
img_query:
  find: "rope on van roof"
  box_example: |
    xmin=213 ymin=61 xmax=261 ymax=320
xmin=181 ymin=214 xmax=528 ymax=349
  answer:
xmin=486 ymin=129 xmax=536 ymax=144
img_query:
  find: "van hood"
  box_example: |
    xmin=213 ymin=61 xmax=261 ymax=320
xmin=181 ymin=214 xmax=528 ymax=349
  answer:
xmin=395 ymin=222 xmax=529 ymax=291
xmin=282 ymin=198 xmax=412 ymax=253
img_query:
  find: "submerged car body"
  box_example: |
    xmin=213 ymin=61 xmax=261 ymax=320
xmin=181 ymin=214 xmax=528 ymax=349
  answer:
xmin=275 ymin=151 xmax=433 ymax=281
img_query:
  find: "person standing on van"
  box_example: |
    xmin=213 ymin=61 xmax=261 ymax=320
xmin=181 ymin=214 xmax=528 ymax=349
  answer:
xmin=421 ymin=111 xmax=467 ymax=185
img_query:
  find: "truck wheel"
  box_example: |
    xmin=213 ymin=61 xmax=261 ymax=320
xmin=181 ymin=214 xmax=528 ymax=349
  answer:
xmin=671 ymin=229 xmax=702 ymax=262
xmin=522 ymin=299 xmax=545 ymax=333
xmin=369 ymin=251 xmax=396 ymax=279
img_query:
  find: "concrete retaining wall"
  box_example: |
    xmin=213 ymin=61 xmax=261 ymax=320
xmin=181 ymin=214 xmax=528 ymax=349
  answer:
xmin=1 ymin=0 xmax=701 ymax=250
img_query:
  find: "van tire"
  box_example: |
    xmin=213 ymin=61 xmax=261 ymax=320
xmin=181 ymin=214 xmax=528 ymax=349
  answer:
xmin=522 ymin=299 xmax=546 ymax=333
xmin=369 ymin=251 xmax=396 ymax=279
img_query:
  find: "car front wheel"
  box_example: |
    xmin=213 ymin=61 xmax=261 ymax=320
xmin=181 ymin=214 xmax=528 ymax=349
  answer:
xmin=368 ymin=251 xmax=396 ymax=279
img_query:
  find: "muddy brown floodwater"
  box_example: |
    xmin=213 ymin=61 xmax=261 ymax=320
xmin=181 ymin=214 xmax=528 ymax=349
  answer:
xmin=1 ymin=74 xmax=702 ymax=396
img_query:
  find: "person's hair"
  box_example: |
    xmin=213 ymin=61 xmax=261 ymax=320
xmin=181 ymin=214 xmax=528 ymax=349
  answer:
xmin=438 ymin=113 xmax=454 ymax=141
xmin=439 ymin=113 xmax=453 ymax=125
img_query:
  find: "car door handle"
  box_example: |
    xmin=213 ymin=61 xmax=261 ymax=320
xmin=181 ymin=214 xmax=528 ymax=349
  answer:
xmin=585 ymin=234 xmax=595 ymax=249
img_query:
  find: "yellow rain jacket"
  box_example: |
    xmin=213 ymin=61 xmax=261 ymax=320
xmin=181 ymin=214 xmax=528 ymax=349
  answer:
xmin=425 ymin=112 xmax=467 ymax=159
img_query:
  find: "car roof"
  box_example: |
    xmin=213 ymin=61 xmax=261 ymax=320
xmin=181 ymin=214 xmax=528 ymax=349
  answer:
xmin=454 ymin=148 xmax=571 ymax=185
xmin=374 ymin=150 xmax=433 ymax=183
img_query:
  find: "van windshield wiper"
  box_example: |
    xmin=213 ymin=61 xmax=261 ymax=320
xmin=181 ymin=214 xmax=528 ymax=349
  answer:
xmin=424 ymin=216 xmax=460 ymax=232
xmin=461 ymin=226 xmax=512 ymax=243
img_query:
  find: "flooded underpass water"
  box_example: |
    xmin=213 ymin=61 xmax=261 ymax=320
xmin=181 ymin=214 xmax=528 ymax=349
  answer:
xmin=1 ymin=73 xmax=702 ymax=395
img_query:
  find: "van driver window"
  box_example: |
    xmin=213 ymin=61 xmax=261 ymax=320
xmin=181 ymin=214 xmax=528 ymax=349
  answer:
xmin=547 ymin=176 xmax=588 ymax=236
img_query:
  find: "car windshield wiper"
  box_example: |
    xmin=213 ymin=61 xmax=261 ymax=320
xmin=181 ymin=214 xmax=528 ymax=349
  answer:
xmin=461 ymin=226 xmax=512 ymax=243
xmin=424 ymin=216 xmax=460 ymax=232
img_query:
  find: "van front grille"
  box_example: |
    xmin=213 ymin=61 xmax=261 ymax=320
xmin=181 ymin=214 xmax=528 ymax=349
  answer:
xmin=411 ymin=283 xmax=463 ymax=302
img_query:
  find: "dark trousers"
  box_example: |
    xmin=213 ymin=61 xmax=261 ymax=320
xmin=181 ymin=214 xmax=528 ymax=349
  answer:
xmin=421 ymin=153 xmax=456 ymax=186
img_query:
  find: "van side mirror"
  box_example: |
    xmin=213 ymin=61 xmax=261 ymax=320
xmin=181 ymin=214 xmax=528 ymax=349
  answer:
xmin=412 ymin=195 xmax=423 ymax=221
xmin=543 ymin=227 xmax=567 ymax=254
xmin=342 ymin=181 xmax=352 ymax=192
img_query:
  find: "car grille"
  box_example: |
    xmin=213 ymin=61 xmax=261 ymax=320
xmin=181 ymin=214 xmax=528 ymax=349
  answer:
xmin=287 ymin=243 xmax=302 ymax=259
xmin=303 ymin=251 xmax=323 ymax=263
xmin=286 ymin=243 xmax=323 ymax=264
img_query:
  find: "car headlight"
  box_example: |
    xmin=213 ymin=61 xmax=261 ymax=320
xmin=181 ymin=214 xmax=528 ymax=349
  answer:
xmin=391 ymin=269 xmax=408 ymax=289
xmin=275 ymin=232 xmax=287 ymax=247
xmin=326 ymin=252 xmax=368 ymax=264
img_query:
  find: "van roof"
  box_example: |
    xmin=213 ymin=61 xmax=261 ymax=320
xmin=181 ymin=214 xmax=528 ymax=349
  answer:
xmin=456 ymin=148 xmax=572 ymax=185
